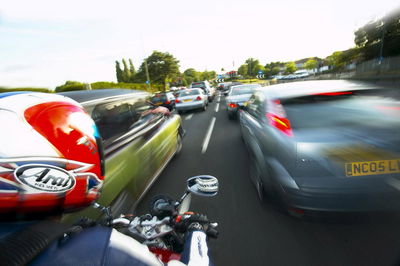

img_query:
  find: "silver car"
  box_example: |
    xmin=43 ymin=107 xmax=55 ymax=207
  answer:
xmin=226 ymin=84 xmax=261 ymax=119
xmin=239 ymin=80 xmax=400 ymax=216
xmin=175 ymin=89 xmax=208 ymax=114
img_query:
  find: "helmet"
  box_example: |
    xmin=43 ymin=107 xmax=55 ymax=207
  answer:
xmin=0 ymin=92 xmax=104 ymax=219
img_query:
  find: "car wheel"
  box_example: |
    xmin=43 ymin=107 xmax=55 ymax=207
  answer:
xmin=202 ymin=104 xmax=207 ymax=111
xmin=250 ymin=158 xmax=265 ymax=203
xmin=178 ymin=110 xmax=183 ymax=115
xmin=175 ymin=133 xmax=183 ymax=157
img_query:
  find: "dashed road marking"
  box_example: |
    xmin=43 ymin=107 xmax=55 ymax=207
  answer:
xmin=215 ymin=103 xmax=220 ymax=112
xmin=201 ymin=117 xmax=216 ymax=154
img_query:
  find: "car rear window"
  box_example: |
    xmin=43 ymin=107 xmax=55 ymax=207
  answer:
xmin=179 ymin=90 xmax=200 ymax=97
xmin=230 ymin=87 xmax=256 ymax=96
xmin=191 ymin=83 xmax=205 ymax=88
xmin=151 ymin=94 xmax=167 ymax=102
xmin=282 ymin=90 xmax=400 ymax=130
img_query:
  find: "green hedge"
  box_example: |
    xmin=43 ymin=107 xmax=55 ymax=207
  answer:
xmin=90 ymin=82 xmax=164 ymax=92
xmin=0 ymin=87 xmax=52 ymax=93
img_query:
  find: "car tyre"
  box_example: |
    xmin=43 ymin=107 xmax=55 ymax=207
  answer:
xmin=202 ymin=104 xmax=207 ymax=112
xmin=178 ymin=110 xmax=183 ymax=115
xmin=250 ymin=158 xmax=265 ymax=203
xmin=174 ymin=133 xmax=183 ymax=157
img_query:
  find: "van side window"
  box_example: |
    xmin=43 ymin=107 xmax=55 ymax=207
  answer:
xmin=91 ymin=95 xmax=153 ymax=142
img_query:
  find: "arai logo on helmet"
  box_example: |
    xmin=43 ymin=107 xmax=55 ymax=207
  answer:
xmin=14 ymin=164 xmax=76 ymax=193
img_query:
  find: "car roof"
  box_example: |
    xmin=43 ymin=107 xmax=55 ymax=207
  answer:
xmin=181 ymin=88 xmax=201 ymax=93
xmin=231 ymin=84 xmax=261 ymax=89
xmin=59 ymin=89 xmax=148 ymax=104
xmin=261 ymin=80 xmax=387 ymax=99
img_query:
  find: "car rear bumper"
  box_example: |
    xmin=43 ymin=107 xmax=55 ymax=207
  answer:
xmin=268 ymin=159 xmax=400 ymax=212
xmin=227 ymin=107 xmax=239 ymax=113
xmin=280 ymin=185 xmax=400 ymax=212
xmin=176 ymin=101 xmax=204 ymax=111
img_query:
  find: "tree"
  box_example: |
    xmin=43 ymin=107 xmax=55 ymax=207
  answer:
xmin=183 ymin=68 xmax=200 ymax=85
xmin=326 ymin=51 xmax=345 ymax=70
xmin=128 ymin=59 xmax=136 ymax=82
xmin=238 ymin=64 xmax=248 ymax=77
xmin=121 ymin=59 xmax=130 ymax=83
xmin=245 ymin=58 xmax=262 ymax=77
xmin=354 ymin=9 xmax=400 ymax=60
xmin=271 ymin=66 xmax=281 ymax=76
xmin=115 ymin=61 xmax=123 ymax=82
xmin=200 ymin=70 xmax=216 ymax=81
xmin=284 ymin=62 xmax=297 ymax=74
xmin=136 ymin=51 xmax=180 ymax=86
xmin=304 ymin=59 xmax=318 ymax=71
xmin=264 ymin=62 xmax=285 ymax=77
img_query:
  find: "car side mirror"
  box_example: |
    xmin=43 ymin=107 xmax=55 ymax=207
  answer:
xmin=240 ymin=101 xmax=249 ymax=111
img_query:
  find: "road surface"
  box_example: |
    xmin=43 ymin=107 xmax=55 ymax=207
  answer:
xmin=136 ymin=92 xmax=400 ymax=266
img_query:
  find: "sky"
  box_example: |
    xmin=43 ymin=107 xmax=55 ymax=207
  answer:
xmin=0 ymin=0 xmax=399 ymax=88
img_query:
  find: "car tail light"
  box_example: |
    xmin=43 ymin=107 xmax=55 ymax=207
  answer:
xmin=266 ymin=99 xmax=293 ymax=137
xmin=165 ymin=100 xmax=171 ymax=104
xmin=175 ymin=99 xmax=181 ymax=103
xmin=196 ymin=96 xmax=202 ymax=101
xmin=311 ymin=91 xmax=353 ymax=96
xmin=228 ymin=103 xmax=238 ymax=108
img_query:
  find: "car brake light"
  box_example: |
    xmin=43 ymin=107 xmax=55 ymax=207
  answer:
xmin=228 ymin=103 xmax=238 ymax=108
xmin=165 ymin=100 xmax=171 ymax=104
xmin=266 ymin=99 xmax=293 ymax=137
xmin=175 ymin=99 xmax=181 ymax=103
xmin=196 ymin=96 xmax=202 ymax=101
xmin=311 ymin=91 xmax=353 ymax=96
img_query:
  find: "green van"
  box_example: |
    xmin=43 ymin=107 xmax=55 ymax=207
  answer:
xmin=59 ymin=89 xmax=183 ymax=222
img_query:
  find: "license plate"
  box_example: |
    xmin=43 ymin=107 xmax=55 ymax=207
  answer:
xmin=345 ymin=159 xmax=400 ymax=177
xmin=155 ymin=102 xmax=162 ymax=105
xmin=184 ymin=99 xmax=192 ymax=102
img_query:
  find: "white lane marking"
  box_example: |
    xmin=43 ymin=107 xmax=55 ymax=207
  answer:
xmin=185 ymin=114 xmax=193 ymax=120
xmin=201 ymin=117 xmax=216 ymax=154
xmin=215 ymin=102 xmax=220 ymax=112
xmin=217 ymin=95 xmax=221 ymax=102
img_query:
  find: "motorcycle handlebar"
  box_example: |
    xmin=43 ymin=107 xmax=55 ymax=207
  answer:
xmin=206 ymin=227 xmax=219 ymax=239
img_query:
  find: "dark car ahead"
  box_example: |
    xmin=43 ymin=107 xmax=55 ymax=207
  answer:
xmin=226 ymin=84 xmax=261 ymax=119
xmin=223 ymin=82 xmax=242 ymax=96
xmin=239 ymin=80 xmax=400 ymax=216
xmin=151 ymin=91 xmax=176 ymax=111
xmin=59 ymin=89 xmax=183 ymax=221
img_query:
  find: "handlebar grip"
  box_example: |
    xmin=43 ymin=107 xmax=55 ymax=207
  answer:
xmin=206 ymin=228 xmax=218 ymax=239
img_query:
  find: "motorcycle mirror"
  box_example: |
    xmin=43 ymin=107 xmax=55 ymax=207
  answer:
xmin=187 ymin=175 xmax=218 ymax=197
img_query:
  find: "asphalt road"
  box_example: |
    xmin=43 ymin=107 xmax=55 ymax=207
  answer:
xmin=136 ymin=92 xmax=400 ymax=266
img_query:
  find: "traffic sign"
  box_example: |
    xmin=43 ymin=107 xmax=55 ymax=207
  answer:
xmin=256 ymin=74 xmax=265 ymax=79
xmin=216 ymin=79 xmax=224 ymax=82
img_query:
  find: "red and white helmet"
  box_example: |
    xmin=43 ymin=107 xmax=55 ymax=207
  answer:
xmin=0 ymin=92 xmax=104 ymax=218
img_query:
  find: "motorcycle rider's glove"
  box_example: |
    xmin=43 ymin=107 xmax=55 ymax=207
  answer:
xmin=175 ymin=212 xmax=209 ymax=232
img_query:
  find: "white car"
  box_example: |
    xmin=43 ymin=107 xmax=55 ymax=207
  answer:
xmin=175 ymin=89 xmax=208 ymax=114
xmin=293 ymin=70 xmax=310 ymax=79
